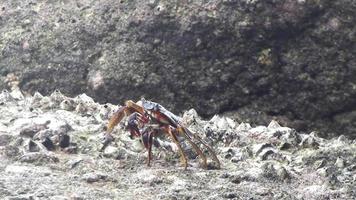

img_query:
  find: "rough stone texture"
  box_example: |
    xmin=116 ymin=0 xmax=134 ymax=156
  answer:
xmin=0 ymin=91 xmax=355 ymax=199
xmin=0 ymin=0 xmax=355 ymax=138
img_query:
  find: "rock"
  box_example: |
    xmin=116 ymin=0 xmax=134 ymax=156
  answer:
xmin=59 ymin=99 xmax=76 ymax=111
xmin=280 ymin=129 xmax=301 ymax=146
xmin=58 ymin=134 xmax=70 ymax=148
xmin=261 ymin=162 xmax=290 ymax=181
xmin=82 ymin=173 xmax=108 ymax=183
xmin=103 ymin=146 xmax=124 ymax=159
xmin=313 ymin=159 xmax=327 ymax=170
xmin=19 ymin=121 xmax=50 ymax=138
xmin=66 ymin=158 xmax=83 ymax=169
xmin=0 ymin=89 xmax=15 ymax=103
xmin=27 ymin=140 xmax=41 ymax=152
xmin=335 ymin=158 xmax=345 ymax=168
xmin=300 ymin=135 xmax=319 ymax=149
xmin=317 ymin=167 xmax=331 ymax=177
xmin=0 ymin=134 xmax=13 ymax=146
xmin=236 ymin=122 xmax=251 ymax=132
xmin=0 ymin=0 xmax=356 ymax=138
xmin=3 ymin=145 xmax=20 ymax=158
xmin=223 ymin=192 xmax=237 ymax=199
xmin=268 ymin=120 xmax=281 ymax=129
xmin=19 ymin=152 xmax=59 ymax=164
xmin=41 ymin=137 xmax=55 ymax=151
xmin=0 ymin=88 xmax=355 ymax=199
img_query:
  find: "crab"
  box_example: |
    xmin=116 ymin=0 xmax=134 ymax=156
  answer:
xmin=102 ymin=99 xmax=220 ymax=169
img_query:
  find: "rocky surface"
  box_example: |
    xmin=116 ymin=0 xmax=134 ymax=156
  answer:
xmin=0 ymin=90 xmax=355 ymax=199
xmin=0 ymin=0 xmax=356 ymax=138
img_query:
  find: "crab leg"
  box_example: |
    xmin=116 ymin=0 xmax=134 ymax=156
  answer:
xmin=165 ymin=126 xmax=188 ymax=169
xmin=182 ymin=127 xmax=221 ymax=169
xmin=142 ymin=128 xmax=156 ymax=166
xmin=102 ymin=101 xmax=147 ymax=152
xmin=176 ymin=126 xmax=208 ymax=169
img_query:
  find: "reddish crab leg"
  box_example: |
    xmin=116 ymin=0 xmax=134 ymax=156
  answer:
xmin=176 ymin=126 xmax=208 ymax=169
xmin=165 ymin=126 xmax=188 ymax=170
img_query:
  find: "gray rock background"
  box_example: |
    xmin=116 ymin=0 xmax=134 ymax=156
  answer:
xmin=0 ymin=0 xmax=355 ymax=138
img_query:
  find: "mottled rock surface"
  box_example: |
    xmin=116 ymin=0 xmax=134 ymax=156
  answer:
xmin=0 ymin=91 xmax=355 ymax=199
xmin=0 ymin=0 xmax=355 ymax=138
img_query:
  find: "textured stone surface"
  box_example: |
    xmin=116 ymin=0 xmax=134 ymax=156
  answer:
xmin=0 ymin=0 xmax=355 ymax=138
xmin=0 ymin=92 xmax=355 ymax=199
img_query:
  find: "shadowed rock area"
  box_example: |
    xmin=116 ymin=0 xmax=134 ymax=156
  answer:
xmin=0 ymin=90 xmax=355 ymax=199
xmin=0 ymin=0 xmax=356 ymax=138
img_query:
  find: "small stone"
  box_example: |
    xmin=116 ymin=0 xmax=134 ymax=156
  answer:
xmin=268 ymin=120 xmax=281 ymax=129
xmin=10 ymin=88 xmax=24 ymax=100
xmin=59 ymin=99 xmax=76 ymax=111
xmin=103 ymin=146 xmax=125 ymax=159
xmin=20 ymin=121 xmax=50 ymax=138
xmin=317 ymin=167 xmax=331 ymax=177
xmin=32 ymin=91 xmax=44 ymax=101
xmin=82 ymin=172 xmax=108 ymax=183
xmin=50 ymin=89 xmax=66 ymax=103
xmin=0 ymin=89 xmax=15 ymax=102
xmin=182 ymin=108 xmax=199 ymax=125
xmin=19 ymin=152 xmax=59 ymax=164
xmin=223 ymin=192 xmax=237 ymax=199
xmin=279 ymin=142 xmax=292 ymax=150
xmin=27 ymin=140 xmax=41 ymax=152
xmin=59 ymin=134 xmax=70 ymax=148
xmin=4 ymin=145 xmax=20 ymax=157
xmin=253 ymin=143 xmax=273 ymax=156
xmin=314 ymin=159 xmax=327 ymax=169
xmin=75 ymin=93 xmax=95 ymax=104
xmin=236 ymin=122 xmax=251 ymax=131
xmin=335 ymin=157 xmax=345 ymax=168
xmin=337 ymin=135 xmax=348 ymax=143
xmin=261 ymin=162 xmax=289 ymax=181
xmin=300 ymin=135 xmax=319 ymax=149
xmin=281 ymin=130 xmax=301 ymax=146
xmin=75 ymin=102 xmax=87 ymax=114
xmin=42 ymin=137 xmax=55 ymax=151
xmin=63 ymin=146 xmax=77 ymax=154
xmin=0 ymin=134 xmax=13 ymax=146
xmin=67 ymin=158 xmax=83 ymax=169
